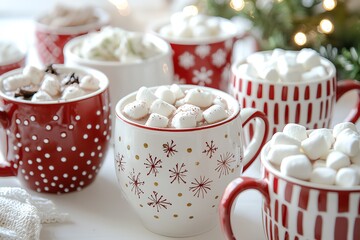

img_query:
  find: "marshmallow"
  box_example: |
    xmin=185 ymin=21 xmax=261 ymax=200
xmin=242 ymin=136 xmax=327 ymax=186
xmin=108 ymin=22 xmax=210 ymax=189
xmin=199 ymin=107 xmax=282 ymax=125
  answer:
xmin=301 ymin=134 xmax=329 ymax=160
xmin=184 ymin=88 xmax=213 ymax=108
xmin=31 ymin=90 xmax=53 ymax=102
xmin=123 ymin=100 xmax=149 ymax=120
xmin=171 ymin=111 xmax=197 ymax=129
xmin=313 ymin=159 xmax=327 ymax=168
xmin=326 ymin=151 xmax=351 ymax=170
xmin=351 ymin=153 xmax=360 ymax=165
xmin=350 ymin=164 xmax=360 ymax=176
xmin=277 ymin=54 xmax=305 ymax=82
xmin=2 ymin=74 xmax=31 ymax=91
xmin=192 ymin=25 xmax=213 ymax=38
xmin=310 ymin=167 xmax=336 ymax=185
xmin=280 ymin=154 xmax=312 ymax=180
xmin=333 ymin=133 xmax=360 ymax=157
xmin=79 ymin=75 xmax=100 ymax=90
xmin=23 ymin=66 xmax=44 ymax=85
xmin=296 ymin=48 xmax=321 ymax=70
xmin=332 ymin=122 xmax=358 ymax=138
xmin=175 ymin=104 xmax=203 ymax=122
xmin=154 ymin=86 xmax=176 ymax=105
xmin=40 ymin=76 xmax=61 ymax=96
xmin=188 ymin=14 xmax=207 ymax=28
xmin=173 ymin=24 xmax=192 ymax=38
xmin=61 ymin=85 xmax=86 ymax=100
xmin=283 ymin=123 xmax=308 ymax=142
xmin=174 ymin=98 xmax=186 ymax=108
xmin=270 ymin=48 xmax=285 ymax=60
xmin=203 ymin=105 xmax=228 ymax=124
xmin=267 ymin=144 xmax=301 ymax=165
xmin=271 ymin=132 xmax=301 ymax=147
xmin=149 ymin=99 xmax=176 ymax=117
xmin=335 ymin=168 xmax=360 ymax=187
xmin=301 ymin=66 xmax=327 ymax=81
xmin=212 ymin=96 xmax=227 ymax=109
xmin=145 ymin=113 xmax=169 ymax=128
xmin=170 ymin=84 xmax=185 ymax=100
xmin=136 ymin=87 xmax=157 ymax=107
xmin=159 ymin=24 xmax=173 ymax=37
xmin=258 ymin=66 xmax=279 ymax=82
xmin=309 ymin=128 xmax=334 ymax=148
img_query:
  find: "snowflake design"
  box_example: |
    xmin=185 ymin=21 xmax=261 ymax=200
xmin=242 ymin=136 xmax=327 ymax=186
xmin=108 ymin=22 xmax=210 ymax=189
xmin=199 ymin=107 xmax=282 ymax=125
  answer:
xmin=192 ymin=67 xmax=213 ymax=86
xmin=178 ymin=51 xmax=195 ymax=69
xmin=224 ymin=38 xmax=234 ymax=50
xmin=189 ymin=176 xmax=213 ymax=198
xmin=169 ymin=163 xmax=188 ymax=184
xmin=195 ymin=45 xmax=211 ymax=59
xmin=174 ymin=74 xmax=186 ymax=84
xmin=115 ymin=152 xmax=126 ymax=172
xmin=128 ymin=168 xmax=145 ymax=198
xmin=147 ymin=191 xmax=172 ymax=212
xmin=144 ymin=154 xmax=162 ymax=177
xmin=212 ymin=49 xmax=227 ymax=67
xmin=215 ymin=152 xmax=236 ymax=178
xmin=202 ymin=140 xmax=218 ymax=158
xmin=163 ymin=140 xmax=178 ymax=157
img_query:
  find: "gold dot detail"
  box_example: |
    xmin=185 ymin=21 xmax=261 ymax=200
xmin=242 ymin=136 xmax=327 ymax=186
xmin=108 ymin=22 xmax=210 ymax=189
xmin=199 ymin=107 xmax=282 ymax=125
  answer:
xmin=154 ymin=215 xmax=159 ymax=219
xmin=154 ymin=182 xmax=159 ymax=186
xmin=224 ymin=134 xmax=228 ymax=138
xmin=118 ymin=136 xmax=121 ymax=142
xmin=187 ymin=203 xmax=192 ymax=207
xmin=125 ymin=184 xmax=128 ymax=187
xmin=231 ymin=168 xmax=235 ymax=173
xmin=189 ymin=216 xmax=194 ymax=219
xmin=127 ymin=145 xmax=130 ymax=150
xmin=215 ymin=195 xmax=219 ymax=199
xmin=178 ymin=193 xmax=182 ymax=197
xmin=187 ymin=148 xmax=192 ymax=153
xmin=140 ymin=204 xmax=143 ymax=207
xmin=135 ymin=155 xmax=140 ymax=160
xmin=144 ymin=143 xmax=148 ymax=148
xmin=212 ymin=205 xmax=216 ymax=208
xmin=195 ymin=162 xmax=200 ymax=166
xmin=238 ymin=132 xmax=241 ymax=136
xmin=173 ymin=214 xmax=178 ymax=218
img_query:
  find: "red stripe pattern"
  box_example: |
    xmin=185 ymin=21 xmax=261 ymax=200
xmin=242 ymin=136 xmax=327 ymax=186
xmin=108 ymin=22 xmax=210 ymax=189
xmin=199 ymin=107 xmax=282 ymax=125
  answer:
xmin=229 ymin=74 xmax=337 ymax=142
xmin=260 ymin=169 xmax=360 ymax=240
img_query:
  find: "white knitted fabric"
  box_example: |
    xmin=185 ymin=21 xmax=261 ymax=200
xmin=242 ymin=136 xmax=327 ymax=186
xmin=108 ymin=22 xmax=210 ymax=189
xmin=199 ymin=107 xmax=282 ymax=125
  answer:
xmin=0 ymin=187 xmax=68 ymax=240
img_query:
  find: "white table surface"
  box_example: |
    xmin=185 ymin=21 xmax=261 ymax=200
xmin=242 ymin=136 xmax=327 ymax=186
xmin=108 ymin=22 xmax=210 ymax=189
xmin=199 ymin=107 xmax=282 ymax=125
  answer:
xmin=1 ymin=17 xmax=360 ymax=240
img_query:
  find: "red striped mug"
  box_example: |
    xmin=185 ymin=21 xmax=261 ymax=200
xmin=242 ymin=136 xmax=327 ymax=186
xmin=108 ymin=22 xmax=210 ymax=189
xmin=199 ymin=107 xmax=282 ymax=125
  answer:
xmin=229 ymin=52 xmax=360 ymax=142
xmin=220 ymin=142 xmax=360 ymax=240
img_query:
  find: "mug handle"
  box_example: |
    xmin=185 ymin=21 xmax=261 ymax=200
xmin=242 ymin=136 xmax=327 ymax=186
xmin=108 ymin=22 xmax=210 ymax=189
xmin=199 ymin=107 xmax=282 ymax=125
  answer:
xmin=336 ymin=79 xmax=360 ymax=123
xmin=219 ymin=177 xmax=270 ymax=240
xmin=239 ymin=108 xmax=269 ymax=171
xmin=0 ymin=108 xmax=14 ymax=176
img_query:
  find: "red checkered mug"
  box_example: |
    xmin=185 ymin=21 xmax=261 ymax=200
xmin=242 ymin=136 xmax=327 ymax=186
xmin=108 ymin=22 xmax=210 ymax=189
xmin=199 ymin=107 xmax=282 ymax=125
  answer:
xmin=220 ymin=142 xmax=360 ymax=240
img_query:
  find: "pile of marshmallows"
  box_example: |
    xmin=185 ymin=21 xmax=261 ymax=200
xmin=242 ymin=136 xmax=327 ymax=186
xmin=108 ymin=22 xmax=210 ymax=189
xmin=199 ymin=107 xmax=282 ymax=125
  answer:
xmin=2 ymin=66 xmax=100 ymax=101
xmin=267 ymin=122 xmax=360 ymax=187
xmin=0 ymin=41 xmax=23 ymax=64
xmin=159 ymin=13 xmax=223 ymax=39
xmin=243 ymin=48 xmax=328 ymax=82
xmin=76 ymin=27 xmax=162 ymax=63
xmin=123 ymin=85 xmax=229 ymax=128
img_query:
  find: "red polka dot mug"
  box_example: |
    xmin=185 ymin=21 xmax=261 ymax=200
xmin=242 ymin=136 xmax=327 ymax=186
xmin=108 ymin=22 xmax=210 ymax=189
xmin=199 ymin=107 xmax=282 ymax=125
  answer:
xmin=114 ymin=85 xmax=269 ymax=237
xmin=0 ymin=65 xmax=111 ymax=194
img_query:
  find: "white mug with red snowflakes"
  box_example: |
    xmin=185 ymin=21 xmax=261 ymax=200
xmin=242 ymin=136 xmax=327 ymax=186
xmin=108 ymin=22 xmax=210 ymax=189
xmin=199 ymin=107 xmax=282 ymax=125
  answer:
xmin=114 ymin=85 xmax=269 ymax=237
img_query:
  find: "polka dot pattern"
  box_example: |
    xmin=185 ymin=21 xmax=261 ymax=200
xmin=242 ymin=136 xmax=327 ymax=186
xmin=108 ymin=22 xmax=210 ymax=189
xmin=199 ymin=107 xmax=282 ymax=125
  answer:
xmin=3 ymin=87 xmax=111 ymax=194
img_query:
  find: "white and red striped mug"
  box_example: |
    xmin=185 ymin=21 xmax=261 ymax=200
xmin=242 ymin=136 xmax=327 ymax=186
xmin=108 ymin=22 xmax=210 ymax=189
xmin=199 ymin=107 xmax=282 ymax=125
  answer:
xmin=220 ymin=142 xmax=360 ymax=240
xmin=229 ymin=52 xmax=360 ymax=141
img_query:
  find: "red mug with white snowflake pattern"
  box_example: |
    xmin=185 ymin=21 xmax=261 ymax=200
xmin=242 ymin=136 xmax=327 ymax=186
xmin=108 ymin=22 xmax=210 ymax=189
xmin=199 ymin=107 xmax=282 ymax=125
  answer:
xmin=0 ymin=65 xmax=111 ymax=194
xmin=151 ymin=17 xmax=243 ymax=91
xmin=229 ymin=52 xmax=360 ymax=143
xmin=114 ymin=85 xmax=269 ymax=237
xmin=35 ymin=7 xmax=109 ymax=65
